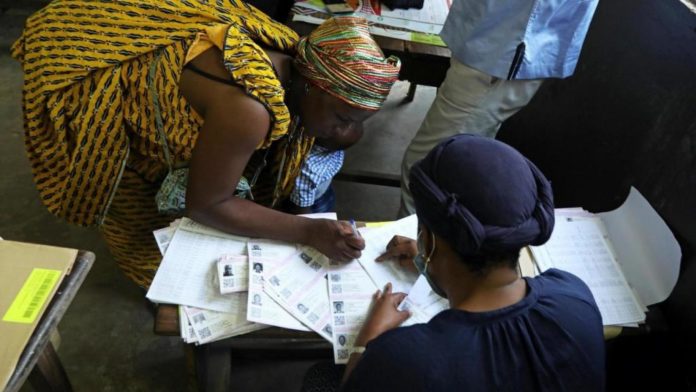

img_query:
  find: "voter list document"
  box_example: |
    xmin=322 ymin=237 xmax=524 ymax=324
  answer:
xmin=327 ymin=259 xmax=379 ymax=363
xmin=147 ymin=218 xmax=248 ymax=313
xmin=531 ymin=216 xmax=645 ymax=326
xmin=357 ymin=214 xmax=420 ymax=293
xmin=264 ymin=246 xmax=333 ymax=341
xmin=246 ymin=240 xmax=309 ymax=331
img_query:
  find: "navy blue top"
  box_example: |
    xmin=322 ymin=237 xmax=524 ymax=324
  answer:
xmin=343 ymin=269 xmax=605 ymax=392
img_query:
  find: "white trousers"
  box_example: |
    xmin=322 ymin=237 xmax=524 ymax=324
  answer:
xmin=399 ymin=58 xmax=544 ymax=216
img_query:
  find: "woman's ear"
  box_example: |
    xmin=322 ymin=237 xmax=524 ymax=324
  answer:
xmin=419 ymin=224 xmax=434 ymax=257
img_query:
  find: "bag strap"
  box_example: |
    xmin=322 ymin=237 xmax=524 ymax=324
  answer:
xmin=147 ymin=49 xmax=174 ymax=173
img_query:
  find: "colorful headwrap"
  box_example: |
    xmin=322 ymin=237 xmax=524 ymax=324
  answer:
xmin=410 ymin=135 xmax=555 ymax=258
xmin=294 ymin=16 xmax=401 ymax=111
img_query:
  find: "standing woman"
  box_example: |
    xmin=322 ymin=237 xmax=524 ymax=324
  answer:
xmin=12 ymin=0 xmax=400 ymax=288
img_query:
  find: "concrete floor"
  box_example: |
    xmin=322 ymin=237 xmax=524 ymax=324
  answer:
xmin=0 ymin=7 xmax=435 ymax=390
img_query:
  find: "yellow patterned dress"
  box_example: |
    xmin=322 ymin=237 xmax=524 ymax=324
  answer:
xmin=12 ymin=0 xmax=314 ymax=287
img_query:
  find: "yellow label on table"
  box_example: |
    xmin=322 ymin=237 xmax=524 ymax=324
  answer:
xmin=365 ymin=221 xmax=391 ymax=228
xmin=410 ymin=32 xmax=447 ymax=47
xmin=2 ymin=268 xmax=61 ymax=324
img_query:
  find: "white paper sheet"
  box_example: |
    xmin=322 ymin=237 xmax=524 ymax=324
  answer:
xmin=216 ymin=255 xmax=249 ymax=294
xmin=179 ymin=305 xmax=197 ymax=344
xmin=531 ymin=217 xmax=646 ymax=325
xmin=264 ymin=247 xmax=333 ymax=341
xmin=327 ymin=259 xmax=379 ymax=364
xmin=598 ymin=187 xmax=681 ymax=306
xmin=146 ymin=219 xmax=248 ymax=312
xmin=247 ymin=240 xmax=309 ymax=331
xmin=355 ymin=0 xmax=448 ymax=34
xmin=371 ymin=0 xmax=450 ymax=25
xmin=357 ymin=214 xmax=420 ymax=293
xmin=398 ymin=275 xmax=449 ymax=326
xmin=153 ymin=219 xmax=182 ymax=255
xmin=183 ymin=305 xmax=266 ymax=344
xmin=294 ymin=0 xmax=449 ymax=33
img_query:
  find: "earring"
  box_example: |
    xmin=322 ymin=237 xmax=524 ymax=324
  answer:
xmin=304 ymin=83 xmax=310 ymax=95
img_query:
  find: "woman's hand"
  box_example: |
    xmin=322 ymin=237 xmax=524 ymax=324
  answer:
xmin=306 ymin=219 xmax=365 ymax=262
xmin=375 ymin=235 xmax=418 ymax=273
xmin=354 ymin=283 xmax=410 ymax=346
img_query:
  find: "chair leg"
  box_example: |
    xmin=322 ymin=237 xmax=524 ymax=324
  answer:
xmin=405 ymin=83 xmax=418 ymax=102
xmin=27 ymin=341 xmax=73 ymax=392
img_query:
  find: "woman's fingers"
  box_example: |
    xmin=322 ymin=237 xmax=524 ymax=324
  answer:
xmin=384 ymin=282 xmax=392 ymax=295
xmin=393 ymin=292 xmax=408 ymax=305
xmin=376 ymin=242 xmax=415 ymax=262
xmin=373 ymin=289 xmax=382 ymax=301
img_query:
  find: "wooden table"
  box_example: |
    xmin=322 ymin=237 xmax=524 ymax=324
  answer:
xmin=5 ymin=251 xmax=95 ymax=392
xmin=155 ymin=305 xmax=332 ymax=392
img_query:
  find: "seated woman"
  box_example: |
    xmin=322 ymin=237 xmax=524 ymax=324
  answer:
xmin=341 ymin=135 xmax=605 ymax=391
xmin=12 ymin=1 xmax=400 ymax=288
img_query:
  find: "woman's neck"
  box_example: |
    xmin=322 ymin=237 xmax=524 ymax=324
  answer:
xmin=446 ymin=264 xmax=526 ymax=313
xmin=284 ymin=66 xmax=305 ymax=117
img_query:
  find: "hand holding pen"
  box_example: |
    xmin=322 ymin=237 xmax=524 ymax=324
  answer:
xmin=345 ymin=218 xmax=365 ymax=253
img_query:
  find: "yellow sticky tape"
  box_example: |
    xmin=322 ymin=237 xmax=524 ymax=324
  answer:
xmin=3 ymin=268 xmax=62 ymax=324
xmin=365 ymin=221 xmax=391 ymax=228
xmin=410 ymin=32 xmax=447 ymax=47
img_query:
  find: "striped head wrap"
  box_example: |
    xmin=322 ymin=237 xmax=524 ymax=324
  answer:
xmin=294 ymin=16 xmax=401 ymax=111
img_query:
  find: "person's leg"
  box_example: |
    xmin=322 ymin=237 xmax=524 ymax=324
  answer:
xmin=398 ymin=59 xmax=543 ymax=216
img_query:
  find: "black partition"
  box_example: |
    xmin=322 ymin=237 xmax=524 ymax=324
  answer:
xmin=497 ymin=0 xmax=696 ymax=389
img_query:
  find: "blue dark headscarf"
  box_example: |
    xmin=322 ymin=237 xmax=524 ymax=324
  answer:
xmin=409 ymin=135 xmax=555 ymax=257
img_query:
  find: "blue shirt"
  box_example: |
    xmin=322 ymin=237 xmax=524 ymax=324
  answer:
xmin=440 ymin=0 xmax=599 ymax=80
xmin=343 ymin=269 xmax=606 ymax=392
xmin=290 ymin=145 xmax=344 ymax=207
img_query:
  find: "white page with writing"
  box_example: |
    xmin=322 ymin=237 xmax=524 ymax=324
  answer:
xmin=147 ymin=220 xmax=248 ymax=312
xmin=179 ymin=305 xmax=197 ymax=344
xmin=357 ymin=214 xmax=419 ymax=294
xmin=531 ymin=217 xmax=645 ymax=325
xmin=247 ymin=240 xmax=309 ymax=331
xmin=264 ymin=247 xmax=333 ymax=341
xmin=399 ymin=275 xmax=449 ymax=326
xmin=216 ymin=255 xmax=249 ymax=294
xmin=598 ymin=187 xmax=681 ymax=306
xmin=183 ymin=305 xmax=266 ymax=344
xmin=327 ymin=259 xmax=379 ymax=364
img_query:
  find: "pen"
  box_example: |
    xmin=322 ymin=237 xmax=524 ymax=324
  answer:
xmin=349 ymin=219 xmax=361 ymax=238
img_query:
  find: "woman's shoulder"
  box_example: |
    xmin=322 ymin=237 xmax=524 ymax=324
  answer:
xmin=366 ymin=322 xmax=440 ymax=361
xmin=530 ymin=268 xmax=602 ymax=322
xmin=533 ymin=268 xmax=594 ymax=300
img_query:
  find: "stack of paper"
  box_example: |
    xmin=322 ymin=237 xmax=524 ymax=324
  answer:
xmin=292 ymin=0 xmax=451 ymax=45
xmin=147 ymin=214 xmax=449 ymax=362
xmin=149 ymin=218 xmax=266 ymax=345
xmin=529 ymin=188 xmax=681 ymax=327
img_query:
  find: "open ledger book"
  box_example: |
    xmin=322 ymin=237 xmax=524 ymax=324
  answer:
xmin=529 ymin=187 xmax=681 ymax=327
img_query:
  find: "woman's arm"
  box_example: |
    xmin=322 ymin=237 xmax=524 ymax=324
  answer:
xmin=180 ymin=49 xmax=363 ymax=260
xmin=341 ymin=283 xmax=410 ymax=384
